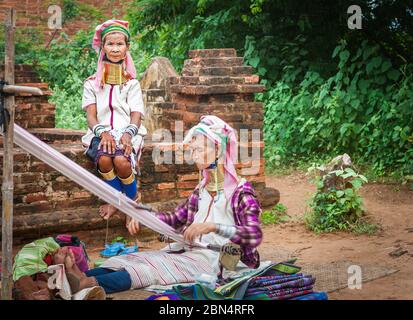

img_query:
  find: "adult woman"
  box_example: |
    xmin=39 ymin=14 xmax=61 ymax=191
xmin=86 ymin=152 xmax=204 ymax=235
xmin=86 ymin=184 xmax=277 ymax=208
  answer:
xmin=81 ymin=20 xmax=146 ymax=231
xmin=71 ymin=116 xmax=263 ymax=294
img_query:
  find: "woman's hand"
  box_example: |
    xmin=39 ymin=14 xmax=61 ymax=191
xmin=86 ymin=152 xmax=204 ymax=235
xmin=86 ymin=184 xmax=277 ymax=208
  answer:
xmin=99 ymin=131 xmax=116 ymax=154
xmin=126 ymin=215 xmax=140 ymax=235
xmin=183 ymin=223 xmax=216 ymax=244
xmin=120 ymin=132 xmax=133 ymax=157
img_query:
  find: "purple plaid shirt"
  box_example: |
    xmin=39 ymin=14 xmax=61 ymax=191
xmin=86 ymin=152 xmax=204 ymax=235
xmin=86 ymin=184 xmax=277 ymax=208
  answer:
xmin=155 ymin=181 xmax=263 ymax=268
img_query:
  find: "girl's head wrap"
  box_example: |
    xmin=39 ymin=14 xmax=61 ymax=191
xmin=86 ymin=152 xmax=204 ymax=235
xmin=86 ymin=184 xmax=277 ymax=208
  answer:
xmin=90 ymin=19 xmax=137 ymax=89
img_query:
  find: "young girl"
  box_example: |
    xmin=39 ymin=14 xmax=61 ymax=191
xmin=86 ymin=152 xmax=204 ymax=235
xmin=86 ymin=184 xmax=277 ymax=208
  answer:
xmin=71 ymin=116 xmax=263 ymax=294
xmin=81 ymin=20 xmax=146 ymax=231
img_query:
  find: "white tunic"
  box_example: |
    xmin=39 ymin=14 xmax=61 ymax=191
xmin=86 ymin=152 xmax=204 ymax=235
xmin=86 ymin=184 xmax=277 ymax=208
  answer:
xmin=81 ymin=78 xmax=147 ymax=152
xmin=164 ymin=183 xmax=237 ymax=272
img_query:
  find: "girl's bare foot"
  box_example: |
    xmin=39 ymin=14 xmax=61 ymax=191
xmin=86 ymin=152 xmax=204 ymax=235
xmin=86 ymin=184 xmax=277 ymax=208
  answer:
xmin=99 ymin=204 xmax=118 ymax=220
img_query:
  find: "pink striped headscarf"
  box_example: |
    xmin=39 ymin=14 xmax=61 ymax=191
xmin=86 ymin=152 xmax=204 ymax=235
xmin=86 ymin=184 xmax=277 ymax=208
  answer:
xmin=183 ymin=115 xmax=239 ymax=200
xmin=90 ymin=19 xmax=137 ymax=89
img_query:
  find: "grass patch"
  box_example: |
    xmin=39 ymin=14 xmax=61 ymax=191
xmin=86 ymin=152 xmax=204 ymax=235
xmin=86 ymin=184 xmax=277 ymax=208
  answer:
xmin=261 ymin=203 xmax=290 ymax=225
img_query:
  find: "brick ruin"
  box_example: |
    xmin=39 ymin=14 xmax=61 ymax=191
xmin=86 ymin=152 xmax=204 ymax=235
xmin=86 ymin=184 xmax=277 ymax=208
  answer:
xmin=0 ymin=1 xmax=132 ymax=42
xmin=0 ymin=49 xmax=279 ymax=242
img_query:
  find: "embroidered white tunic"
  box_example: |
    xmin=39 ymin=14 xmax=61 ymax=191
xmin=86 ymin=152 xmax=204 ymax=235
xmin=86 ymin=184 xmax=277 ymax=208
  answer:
xmin=81 ymin=78 xmax=147 ymax=153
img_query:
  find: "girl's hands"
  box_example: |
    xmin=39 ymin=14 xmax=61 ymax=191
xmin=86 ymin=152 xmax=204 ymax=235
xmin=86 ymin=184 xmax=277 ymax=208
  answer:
xmin=99 ymin=131 xmax=116 ymax=154
xmin=183 ymin=223 xmax=216 ymax=244
xmin=120 ymin=133 xmax=133 ymax=157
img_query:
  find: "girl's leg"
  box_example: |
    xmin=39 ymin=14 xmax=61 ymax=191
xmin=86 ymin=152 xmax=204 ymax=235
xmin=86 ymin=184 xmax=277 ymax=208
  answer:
xmin=92 ymin=270 xmax=132 ymax=294
xmin=98 ymin=156 xmax=123 ymax=191
xmin=97 ymin=156 xmax=122 ymax=218
xmin=85 ymin=267 xmax=115 ymax=277
xmin=113 ymin=156 xmax=137 ymax=200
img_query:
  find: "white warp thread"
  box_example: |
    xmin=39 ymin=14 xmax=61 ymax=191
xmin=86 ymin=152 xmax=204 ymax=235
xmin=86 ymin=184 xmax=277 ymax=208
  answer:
xmin=13 ymin=124 xmax=207 ymax=248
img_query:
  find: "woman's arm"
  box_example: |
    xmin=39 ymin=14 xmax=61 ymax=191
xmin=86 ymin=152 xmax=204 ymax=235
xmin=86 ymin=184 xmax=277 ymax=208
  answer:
xmin=155 ymin=189 xmax=199 ymax=230
xmin=229 ymin=192 xmax=263 ymax=248
xmin=130 ymin=111 xmax=141 ymax=128
xmin=120 ymin=111 xmax=141 ymax=157
xmin=85 ymin=103 xmax=98 ymax=129
xmin=85 ymin=103 xmax=116 ymax=154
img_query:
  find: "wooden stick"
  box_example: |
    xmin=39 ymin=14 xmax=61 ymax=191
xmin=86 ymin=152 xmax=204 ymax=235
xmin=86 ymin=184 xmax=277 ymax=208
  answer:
xmin=1 ymin=8 xmax=16 ymax=301
xmin=2 ymin=85 xmax=43 ymax=96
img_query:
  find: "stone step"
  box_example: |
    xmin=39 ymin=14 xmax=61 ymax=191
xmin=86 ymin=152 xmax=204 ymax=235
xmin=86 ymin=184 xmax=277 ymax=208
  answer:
xmin=188 ymin=49 xmax=237 ymax=58
xmin=27 ymin=128 xmax=86 ymax=144
xmin=182 ymin=66 xmax=255 ymax=77
xmin=183 ymin=57 xmax=244 ymax=69
xmin=170 ymin=75 xmax=260 ymax=86
xmin=170 ymin=83 xmax=265 ymax=95
xmin=0 ymin=128 xmax=86 ymax=146
xmin=4 ymin=206 xmax=158 ymax=240
xmin=182 ymin=102 xmax=263 ymax=114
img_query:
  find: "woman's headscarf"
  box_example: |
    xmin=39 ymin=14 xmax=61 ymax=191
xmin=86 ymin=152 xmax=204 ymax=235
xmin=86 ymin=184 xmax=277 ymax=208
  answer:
xmin=183 ymin=115 xmax=239 ymax=201
xmin=91 ymin=19 xmax=137 ymax=89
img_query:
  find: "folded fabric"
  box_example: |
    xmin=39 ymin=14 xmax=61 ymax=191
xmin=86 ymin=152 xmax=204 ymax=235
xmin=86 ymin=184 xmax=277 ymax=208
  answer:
xmin=214 ymin=260 xmax=301 ymax=299
xmin=247 ymin=276 xmax=315 ymax=293
xmin=146 ymin=293 xmax=181 ymax=300
xmin=249 ymin=273 xmax=306 ymax=287
xmin=247 ymin=284 xmax=314 ymax=297
xmin=168 ymin=260 xmax=327 ymax=301
xmin=171 ymin=284 xmax=270 ymax=301
xmin=268 ymin=288 xmax=314 ymax=300
xmin=292 ymin=292 xmax=328 ymax=300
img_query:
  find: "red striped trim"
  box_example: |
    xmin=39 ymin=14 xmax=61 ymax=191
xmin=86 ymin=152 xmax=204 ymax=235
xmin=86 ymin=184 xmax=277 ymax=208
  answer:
xmin=109 ymin=84 xmax=114 ymax=129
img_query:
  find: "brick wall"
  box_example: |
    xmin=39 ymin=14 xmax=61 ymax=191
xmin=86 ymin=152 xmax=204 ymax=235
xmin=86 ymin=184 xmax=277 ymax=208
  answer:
xmin=0 ymin=64 xmax=55 ymax=129
xmin=0 ymin=0 xmax=133 ymax=43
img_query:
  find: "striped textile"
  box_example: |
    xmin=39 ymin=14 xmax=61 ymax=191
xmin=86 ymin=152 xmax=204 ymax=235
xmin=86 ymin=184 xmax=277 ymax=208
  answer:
xmin=100 ymin=250 xmax=214 ymax=289
xmin=249 ymin=274 xmax=315 ymax=290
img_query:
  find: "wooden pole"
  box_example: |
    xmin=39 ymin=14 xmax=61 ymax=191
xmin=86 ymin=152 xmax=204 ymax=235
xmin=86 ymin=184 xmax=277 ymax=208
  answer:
xmin=1 ymin=8 xmax=16 ymax=300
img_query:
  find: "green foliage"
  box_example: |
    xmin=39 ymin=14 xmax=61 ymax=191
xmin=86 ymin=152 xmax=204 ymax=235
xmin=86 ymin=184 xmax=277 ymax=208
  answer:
xmin=305 ymin=167 xmax=377 ymax=234
xmin=32 ymin=30 xmax=97 ymax=129
xmin=262 ymin=40 xmax=413 ymax=177
xmin=261 ymin=203 xmax=289 ymax=225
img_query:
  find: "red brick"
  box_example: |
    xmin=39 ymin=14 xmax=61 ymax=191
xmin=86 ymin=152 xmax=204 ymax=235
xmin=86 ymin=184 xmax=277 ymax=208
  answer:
xmin=177 ymin=173 xmax=199 ymax=181
xmin=157 ymin=182 xmax=175 ymax=190
xmin=178 ymin=190 xmax=193 ymax=198
xmin=177 ymin=181 xmax=198 ymax=189
xmin=25 ymin=192 xmax=48 ymax=204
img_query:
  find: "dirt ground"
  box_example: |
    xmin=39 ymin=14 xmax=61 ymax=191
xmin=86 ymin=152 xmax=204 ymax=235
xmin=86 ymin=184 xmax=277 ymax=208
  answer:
xmin=80 ymin=172 xmax=412 ymax=299
xmin=261 ymin=172 xmax=413 ymax=299
xmin=4 ymin=172 xmax=413 ymax=300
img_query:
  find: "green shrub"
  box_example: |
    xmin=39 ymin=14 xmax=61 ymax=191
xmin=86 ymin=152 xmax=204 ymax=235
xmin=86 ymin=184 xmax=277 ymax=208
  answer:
xmin=261 ymin=40 xmax=413 ymax=178
xmin=305 ymin=166 xmax=377 ymax=234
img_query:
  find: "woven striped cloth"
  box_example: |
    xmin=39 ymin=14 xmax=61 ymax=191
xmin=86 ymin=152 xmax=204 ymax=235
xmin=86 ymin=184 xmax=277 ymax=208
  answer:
xmin=100 ymin=250 xmax=214 ymax=289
